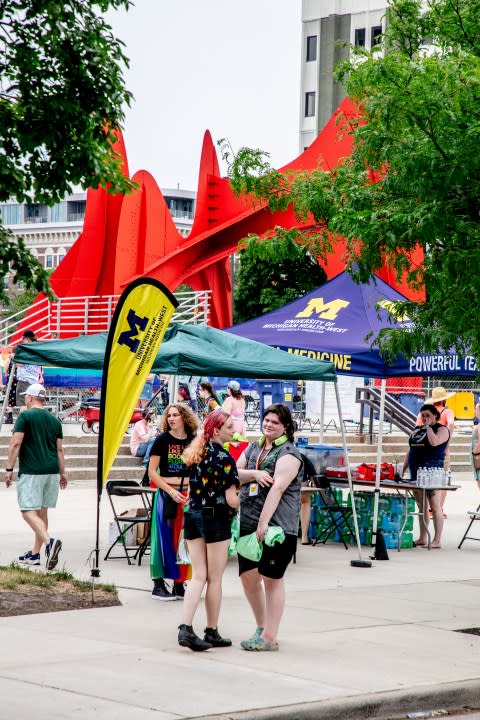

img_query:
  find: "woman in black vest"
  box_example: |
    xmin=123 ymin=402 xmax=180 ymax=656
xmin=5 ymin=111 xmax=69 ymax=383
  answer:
xmin=236 ymin=403 xmax=302 ymax=652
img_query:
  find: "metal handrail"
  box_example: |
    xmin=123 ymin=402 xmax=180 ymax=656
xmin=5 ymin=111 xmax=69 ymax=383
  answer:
xmin=0 ymin=290 xmax=211 ymax=345
xmin=355 ymin=386 xmax=417 ymax=438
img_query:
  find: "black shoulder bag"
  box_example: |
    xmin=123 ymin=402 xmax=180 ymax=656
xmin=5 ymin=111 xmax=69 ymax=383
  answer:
xmin=163 ymin=475 xmax=185 ymax=521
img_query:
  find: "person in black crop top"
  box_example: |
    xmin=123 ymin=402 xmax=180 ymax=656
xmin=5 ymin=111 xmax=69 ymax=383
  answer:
xmin=401 ymin=403 xmax=449 ymax=549
xmin=147 ymin=403 xmax=199 ymax=601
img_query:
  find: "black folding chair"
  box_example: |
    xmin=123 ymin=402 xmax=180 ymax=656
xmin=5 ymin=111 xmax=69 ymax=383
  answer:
xmin=312 ymin=484 xmax=356 ymax=550
xmin=104 ymin=480 xmax=152 ymax=565
xmin=458 ymin=504 xmax=480 ymax=549
xmin=298 ymin=447 xmax=355 ymax=550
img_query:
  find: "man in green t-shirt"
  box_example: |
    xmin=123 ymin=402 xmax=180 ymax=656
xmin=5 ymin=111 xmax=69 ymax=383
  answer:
xmin=5 ymin=383 xmax=67 ymax=570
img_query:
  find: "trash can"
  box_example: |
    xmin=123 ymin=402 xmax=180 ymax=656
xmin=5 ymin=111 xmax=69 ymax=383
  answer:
xmin=256 ymin=380 xmax=296 ymax=418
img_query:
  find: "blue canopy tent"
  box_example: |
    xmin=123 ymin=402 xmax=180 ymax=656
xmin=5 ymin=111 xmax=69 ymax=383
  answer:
xmin=228 ymin=271 xmax=476 ymax=548
xmin=227 ymin=271 xmax=479 ymax=378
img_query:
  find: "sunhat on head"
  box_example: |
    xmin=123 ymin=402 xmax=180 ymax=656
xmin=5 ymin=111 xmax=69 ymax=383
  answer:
xmin=21 ymin=383 xmax=46 ymax=398
xmin=227 ymin=380 xmax=241 ymax=392
xmin=426 ymin=386 xmax=455 ymax=404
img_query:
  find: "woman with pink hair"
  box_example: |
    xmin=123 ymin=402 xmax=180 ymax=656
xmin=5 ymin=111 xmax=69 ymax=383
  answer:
xmin=178 ymin=408 xmax=240 ymax=652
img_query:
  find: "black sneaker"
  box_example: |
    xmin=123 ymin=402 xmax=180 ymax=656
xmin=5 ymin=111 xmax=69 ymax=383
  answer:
xmin=46 ymin=538 xmax=62 ymax=571
xmin=18 ymin=550 xmax=40 ymax=566
xmin=178 ymin=624 xmax=212 ymax=652
xmin=204 ymin=626 xmax=232 ymax=647
xmin=172 ymin=582 xmax=185 ymax=600
xmin=151 ymin=579 xmax=175 ymax=601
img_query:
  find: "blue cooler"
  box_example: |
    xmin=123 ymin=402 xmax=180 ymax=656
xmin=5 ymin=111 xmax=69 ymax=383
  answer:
xmin=298 ymin=444 xmax=346 ymax=478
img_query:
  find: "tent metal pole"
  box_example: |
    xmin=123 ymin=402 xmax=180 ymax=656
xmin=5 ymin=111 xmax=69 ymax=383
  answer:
xmin=334 ymin=381 xmax=371 ymax=568
xmin=372 ymin=379 xmax=386 ymax=544
xmin=319 ymin=382 xmax=326 ymax=443
xmin=0 ymin=362 xmax=15 ymax=432
xmin=168 ymin=375 xmax=179 ymax=405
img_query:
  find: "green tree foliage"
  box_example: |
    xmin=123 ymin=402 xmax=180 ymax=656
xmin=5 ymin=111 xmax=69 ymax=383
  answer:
xmin=226 ymin=0 xmax=480 ymax=362
xmin=2 ymin=276 xmax=52 ymax=322
xmin=233 ymin=235 xmax=327 ymax=323
xmin=0 ymin=0 xmax=135 ymax=301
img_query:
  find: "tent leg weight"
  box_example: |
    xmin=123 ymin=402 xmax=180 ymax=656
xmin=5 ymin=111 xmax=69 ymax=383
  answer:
xmin=350 ymin=559 xmax=372 ymax=568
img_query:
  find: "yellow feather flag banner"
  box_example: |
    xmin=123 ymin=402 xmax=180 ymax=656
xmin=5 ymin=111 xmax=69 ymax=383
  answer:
xmin=97 ymin=278 xmax=177 ymax=494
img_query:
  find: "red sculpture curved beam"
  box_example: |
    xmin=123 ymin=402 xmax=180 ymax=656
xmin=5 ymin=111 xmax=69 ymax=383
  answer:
xmin=131 ymin=98 xmax=423 ymax=326
xmin=22 ymin=98 xmax=423 ymax=337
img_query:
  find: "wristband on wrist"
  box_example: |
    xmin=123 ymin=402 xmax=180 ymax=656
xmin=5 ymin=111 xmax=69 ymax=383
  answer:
xmin=5 ymin=467 xmax=13 ymax=472
xmin=169 ymin=488 xmax=175 ymax=498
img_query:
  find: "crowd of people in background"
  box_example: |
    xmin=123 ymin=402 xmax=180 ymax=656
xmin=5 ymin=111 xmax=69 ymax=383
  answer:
xmin=94 ymin=378 xmax=480 ymax=584
xmin=4 ymin=366 xmax=480 ymax=653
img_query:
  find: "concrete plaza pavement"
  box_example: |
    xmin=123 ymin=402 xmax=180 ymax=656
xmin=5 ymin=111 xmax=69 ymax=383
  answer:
xmin=1 ymin=466 xmax=480 ymax=719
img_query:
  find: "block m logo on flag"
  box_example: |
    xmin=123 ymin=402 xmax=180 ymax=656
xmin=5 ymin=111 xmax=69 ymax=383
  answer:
xmin=117 ymin=309 xmax=149 ymax=353
xmin=98 ymin=278 xmax=177 ymax=491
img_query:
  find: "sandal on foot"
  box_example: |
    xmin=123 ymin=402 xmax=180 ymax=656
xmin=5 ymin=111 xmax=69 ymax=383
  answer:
xmin=240 ymin=636 xmax=279 ymax=652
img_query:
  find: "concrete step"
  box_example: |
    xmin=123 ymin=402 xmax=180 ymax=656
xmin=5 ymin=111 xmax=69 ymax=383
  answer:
xmin=55 ymin=453 xmax=141 ymax=465
xmin=1 ymin=426 xmax=473 ymax=480
xmin=0 ymin=437 xmax=130 ymax=449
xmin=2 ymin=468 xmax=145 ymax=484
xmin=3 ymin=464 xmax=146 ymax=483
xmin=0 ymin=431 xmax=144 ymax=481
xmin=64 ymin=467 xmax=146 ymax=484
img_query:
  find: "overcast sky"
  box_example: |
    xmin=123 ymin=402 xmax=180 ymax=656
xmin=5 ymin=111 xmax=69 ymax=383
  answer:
xmin=107 ymin=0 xmax=301 ymax=191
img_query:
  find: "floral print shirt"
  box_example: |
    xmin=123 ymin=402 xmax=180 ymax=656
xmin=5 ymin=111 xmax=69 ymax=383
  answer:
xmin=188 ymin=440 xmax=239 ymax=511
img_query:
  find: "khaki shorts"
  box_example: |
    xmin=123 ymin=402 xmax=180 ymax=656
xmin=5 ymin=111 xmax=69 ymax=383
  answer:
xmin=17 ymin=474 xmax=60 ymax=511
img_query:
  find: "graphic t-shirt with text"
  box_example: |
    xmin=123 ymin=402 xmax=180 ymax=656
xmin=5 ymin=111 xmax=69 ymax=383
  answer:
xmin=149 ymin=432 xmax=191 ymax=479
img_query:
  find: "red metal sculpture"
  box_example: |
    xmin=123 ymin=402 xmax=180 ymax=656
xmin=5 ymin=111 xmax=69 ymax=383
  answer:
xmin=30 ymin=97 xmax=424 ymax=334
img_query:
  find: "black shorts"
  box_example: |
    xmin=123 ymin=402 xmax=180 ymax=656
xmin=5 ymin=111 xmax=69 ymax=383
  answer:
xmin=238 ymin=532 xmax=297 ymax=580
xmin=183 ymin=507 xmax=231 ymax=544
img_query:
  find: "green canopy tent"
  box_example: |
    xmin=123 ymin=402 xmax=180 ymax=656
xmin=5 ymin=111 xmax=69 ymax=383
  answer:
xmin=10 ymin=322 xmax=370 ymax=568
xmin=12 ymin=323 xmax=337 ymax=380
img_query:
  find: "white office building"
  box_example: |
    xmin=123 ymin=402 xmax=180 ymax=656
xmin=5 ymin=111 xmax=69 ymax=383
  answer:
xmin=300 ymin=0 xmax=388 ymax=151
xmin=0 ymin=187 xmax=196 ymax=289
